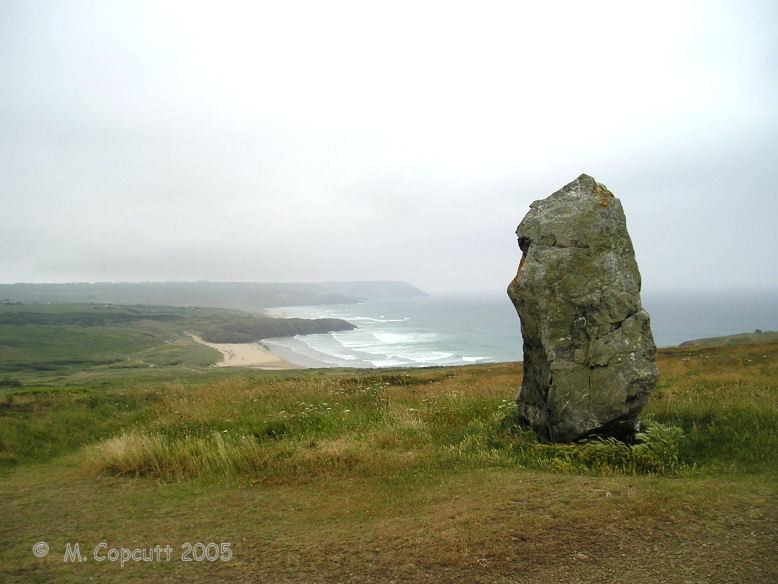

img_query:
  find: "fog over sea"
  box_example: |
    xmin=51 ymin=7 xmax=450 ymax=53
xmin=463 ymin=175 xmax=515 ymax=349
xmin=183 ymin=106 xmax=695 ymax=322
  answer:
xmin=263 ymin=289 xmax=778 ymax=369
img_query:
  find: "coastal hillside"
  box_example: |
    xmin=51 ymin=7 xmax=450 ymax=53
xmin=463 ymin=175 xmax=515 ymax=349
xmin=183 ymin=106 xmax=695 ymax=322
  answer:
xmin=0 ymin=281 xmax=427 ymax=312
xmin=679 ymin=330 xmax=778 ymax=347
xmin=0 ymin=303 xmax=353 ymax=384
xmin=1 ymin=340 xmax=776 ymax=582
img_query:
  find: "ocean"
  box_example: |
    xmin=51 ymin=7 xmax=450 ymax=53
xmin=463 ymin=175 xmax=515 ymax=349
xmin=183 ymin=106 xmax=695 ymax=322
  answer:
xmin=264 ymin=289 xmax=778 ymax=369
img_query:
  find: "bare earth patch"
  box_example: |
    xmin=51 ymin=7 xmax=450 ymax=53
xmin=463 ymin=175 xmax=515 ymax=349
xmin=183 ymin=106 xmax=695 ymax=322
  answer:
xmin=1 ymin=464 xmax=775 ymax=583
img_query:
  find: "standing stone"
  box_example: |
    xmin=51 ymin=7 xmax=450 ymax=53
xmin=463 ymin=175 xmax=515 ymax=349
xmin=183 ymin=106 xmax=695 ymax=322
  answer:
xmin=507 ymin=174 xmax=658 ymax=442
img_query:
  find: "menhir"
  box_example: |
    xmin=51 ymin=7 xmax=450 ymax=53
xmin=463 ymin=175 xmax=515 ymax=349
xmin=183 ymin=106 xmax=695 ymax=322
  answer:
xmin=507 ymin=174 xmax=658 ymax=442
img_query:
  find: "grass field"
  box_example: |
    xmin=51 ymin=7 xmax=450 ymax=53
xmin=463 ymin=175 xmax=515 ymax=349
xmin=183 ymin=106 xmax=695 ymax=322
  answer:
xmin=0 ymin=302 xmax=353 ymax=387
xmin=0 ymin=315 xmax=776 ymax=582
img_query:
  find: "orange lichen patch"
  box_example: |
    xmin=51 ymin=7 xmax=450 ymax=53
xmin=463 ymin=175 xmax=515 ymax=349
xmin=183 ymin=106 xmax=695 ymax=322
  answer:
xmin=595 ymin=183 xmax=614 ymax=208
xmin=511 ymin=252 xmax=526 ymax=287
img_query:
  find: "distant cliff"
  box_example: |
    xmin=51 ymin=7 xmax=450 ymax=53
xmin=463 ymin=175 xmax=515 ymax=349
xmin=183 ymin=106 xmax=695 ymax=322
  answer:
xmin=198 ymin=316 xmax=356 ymax=343
xmin=0 ymin=281 xmax=427 ymax=311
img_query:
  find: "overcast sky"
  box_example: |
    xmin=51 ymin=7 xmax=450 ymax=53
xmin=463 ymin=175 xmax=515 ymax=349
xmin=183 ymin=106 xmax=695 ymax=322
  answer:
xmin=1 ymin=1 xmax=776 ymax=295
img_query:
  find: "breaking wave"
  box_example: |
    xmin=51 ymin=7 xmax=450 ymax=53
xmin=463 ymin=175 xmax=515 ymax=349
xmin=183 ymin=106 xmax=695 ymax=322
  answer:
xmin=262 ymin=296 xmax=518 ymax=368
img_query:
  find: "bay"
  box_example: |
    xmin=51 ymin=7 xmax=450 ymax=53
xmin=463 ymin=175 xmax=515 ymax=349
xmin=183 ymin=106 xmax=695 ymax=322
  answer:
xmin=263 ymin=289 xmax=778 ymax=368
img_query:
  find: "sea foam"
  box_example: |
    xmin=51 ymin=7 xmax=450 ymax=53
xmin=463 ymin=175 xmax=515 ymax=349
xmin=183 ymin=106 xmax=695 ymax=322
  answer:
xmin=262 ymin=290 xmax=778 ymax=369
xmin=263 ymin=296 xmax=513 ymax=368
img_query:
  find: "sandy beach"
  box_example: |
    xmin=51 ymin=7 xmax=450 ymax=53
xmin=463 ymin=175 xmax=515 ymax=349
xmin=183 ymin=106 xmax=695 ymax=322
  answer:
xmin=190 ymin=335 xmax=301 ymax=370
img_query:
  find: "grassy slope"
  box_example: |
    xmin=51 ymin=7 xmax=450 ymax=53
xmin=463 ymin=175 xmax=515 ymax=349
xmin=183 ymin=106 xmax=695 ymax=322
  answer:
xmin=1 ymin=342 xmax=776 ymax=582
xmin=0 ymin=303 xmax=353 ymax=387
xmin=679 ymin=330 xmax=778 ymax=347
xmin=0 ymin=304 xmax=225 ymax=379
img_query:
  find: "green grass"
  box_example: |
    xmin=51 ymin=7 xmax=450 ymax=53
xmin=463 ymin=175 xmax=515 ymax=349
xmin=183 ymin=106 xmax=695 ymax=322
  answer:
xmin=0 ymin=302 xmax=352 ymax=385
xmin=0 ymin=386 xmax=163 ymax=468
xmin=0 ymin=340 xmax=776 ymax=582
xmin=3 ymin=342 xmax=776 ymax=479
xmin=679 ymin=329 xmax=778 ymax=346
xmin=647 ymin=343 xmax=778 ymax=473
xmin=0 ymin=303 xmax=223 ymax=381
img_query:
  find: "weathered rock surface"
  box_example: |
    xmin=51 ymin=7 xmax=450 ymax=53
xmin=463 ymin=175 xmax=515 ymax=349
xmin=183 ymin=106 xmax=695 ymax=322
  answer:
xmin=507 ymin=174 xmax=658 ymax=442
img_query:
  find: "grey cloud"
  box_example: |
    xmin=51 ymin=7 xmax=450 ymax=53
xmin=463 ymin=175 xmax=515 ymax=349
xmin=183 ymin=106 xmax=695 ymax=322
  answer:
xmin=1 ymin=1 xmax=776 ymax=295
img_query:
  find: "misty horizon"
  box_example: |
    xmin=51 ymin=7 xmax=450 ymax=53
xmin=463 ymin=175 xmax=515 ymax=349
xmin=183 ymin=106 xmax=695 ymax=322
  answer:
xmin=2 ymin=2 xmax=777 ymax=294
xmin=1 ymin=279 xmax=776 ymax=299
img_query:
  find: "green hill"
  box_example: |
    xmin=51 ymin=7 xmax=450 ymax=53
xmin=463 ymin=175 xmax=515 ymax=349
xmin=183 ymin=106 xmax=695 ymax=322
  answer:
xmin=0 ymin=280 xmax=427 ymax=311
xmin=0 ymin=302 xmax=352 ymax=385
xmin=679 ymin=330 xmax=778 ymax=347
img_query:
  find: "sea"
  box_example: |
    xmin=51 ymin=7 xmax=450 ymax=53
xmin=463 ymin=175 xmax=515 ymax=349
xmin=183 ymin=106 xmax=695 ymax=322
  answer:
xmin=263 ymin=289 xmax=778 ymax=369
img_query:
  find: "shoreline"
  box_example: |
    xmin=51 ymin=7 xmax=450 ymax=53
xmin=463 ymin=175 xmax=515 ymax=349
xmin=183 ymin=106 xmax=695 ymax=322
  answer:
xmin=190 ymin=335 xmax=303 ymax=370
xmin=262 ymin=337 xmax=366 ymax=369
